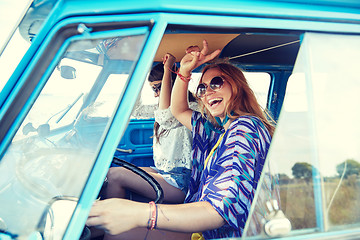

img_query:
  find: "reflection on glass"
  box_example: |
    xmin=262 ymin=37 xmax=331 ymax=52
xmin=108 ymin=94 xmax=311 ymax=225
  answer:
xmin=0 ymin=33 xmax=145 ymax=238
xmin=244 ymin=33 xmax=360 ymax=239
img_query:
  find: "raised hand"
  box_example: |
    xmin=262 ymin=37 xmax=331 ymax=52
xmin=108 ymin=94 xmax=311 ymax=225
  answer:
xmin=163 ymin=53 xmax=176 ymax=70
xmin=179 ymin=40 xmax=221 ymax=76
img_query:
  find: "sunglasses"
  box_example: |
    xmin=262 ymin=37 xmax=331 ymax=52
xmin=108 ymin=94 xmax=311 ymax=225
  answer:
xmin=152 ymin=84 xmax=161 ymax=93
xmin=150 ymin=81 xmax=162 ymax=94
xmin=196 ymin=76 xmax=225 ymax=98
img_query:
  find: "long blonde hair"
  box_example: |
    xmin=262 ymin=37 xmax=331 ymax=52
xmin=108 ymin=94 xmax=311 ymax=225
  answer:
xmin=197 ymin=62 xmax=275 ymax=136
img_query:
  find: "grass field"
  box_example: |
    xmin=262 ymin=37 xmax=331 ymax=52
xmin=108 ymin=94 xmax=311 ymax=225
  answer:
xmin=279 ymin=176 xmax=360 ymax=230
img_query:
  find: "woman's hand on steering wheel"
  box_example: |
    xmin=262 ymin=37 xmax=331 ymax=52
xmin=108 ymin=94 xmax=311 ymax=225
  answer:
xmin=86 ymin=198 xmax=148 ymax=235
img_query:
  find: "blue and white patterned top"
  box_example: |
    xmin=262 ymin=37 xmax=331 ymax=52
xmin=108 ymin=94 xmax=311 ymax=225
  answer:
xmin=185 ymin=111 xmax=272 ymax=239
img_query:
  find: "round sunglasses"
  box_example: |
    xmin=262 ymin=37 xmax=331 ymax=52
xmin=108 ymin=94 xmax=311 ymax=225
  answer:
xmin=196 ymin=76 xmax=225 ymax=98
xmin=150 ymin=80 xmax=162 ymax=94
xmin=151 ymin=84 xmax=161 ymax=93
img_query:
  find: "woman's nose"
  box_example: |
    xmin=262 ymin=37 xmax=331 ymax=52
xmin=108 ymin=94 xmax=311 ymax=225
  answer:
xmin=204 ymin=87 xmax=216 ymax=97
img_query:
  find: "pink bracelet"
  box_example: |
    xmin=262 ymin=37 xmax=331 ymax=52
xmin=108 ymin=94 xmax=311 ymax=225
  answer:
xmin=147 ymin=201 xmax=157 ymax=230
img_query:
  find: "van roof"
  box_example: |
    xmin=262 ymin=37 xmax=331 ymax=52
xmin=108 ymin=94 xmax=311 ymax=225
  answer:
xmin=58 ymin=0 xmax=360 ymax=20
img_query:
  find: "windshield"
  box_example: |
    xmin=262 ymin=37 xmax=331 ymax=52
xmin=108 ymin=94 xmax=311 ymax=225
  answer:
xmin=0 ymin=0 xmax=32 ymax=52
xmin=0 ymin=31 xmax=147 ymax=239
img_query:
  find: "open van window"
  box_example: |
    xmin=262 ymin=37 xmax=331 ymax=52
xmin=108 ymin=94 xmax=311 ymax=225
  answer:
xmin=244 ymin=32 xmax=360 ymax=238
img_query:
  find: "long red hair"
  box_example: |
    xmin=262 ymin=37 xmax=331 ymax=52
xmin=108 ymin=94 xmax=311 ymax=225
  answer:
xmin=197 ymin=62 xmax=275 ymax=136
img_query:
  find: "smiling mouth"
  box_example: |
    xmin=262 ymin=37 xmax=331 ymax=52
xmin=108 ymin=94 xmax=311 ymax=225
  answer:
xmin=208 ymin=98 xmax=223 ymax=107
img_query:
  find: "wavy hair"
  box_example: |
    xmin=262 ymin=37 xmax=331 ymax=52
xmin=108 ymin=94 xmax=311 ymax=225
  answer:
xmin=197 ymin=61 xmax=275 ymax=136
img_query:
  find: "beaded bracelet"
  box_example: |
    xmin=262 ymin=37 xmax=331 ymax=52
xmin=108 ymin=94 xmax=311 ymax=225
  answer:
xmin=147 ymin=201 xmax=158 ymax=231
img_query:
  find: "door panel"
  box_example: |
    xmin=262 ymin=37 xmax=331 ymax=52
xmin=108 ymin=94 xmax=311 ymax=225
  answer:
xmin=114 ymin=119 xmax=155 ymax=167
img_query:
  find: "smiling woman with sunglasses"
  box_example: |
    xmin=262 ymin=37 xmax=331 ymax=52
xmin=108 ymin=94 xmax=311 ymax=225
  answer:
xmin=86 ymin=41 xmax=275 ymax=240
xmin=170 ymin=40 xmax=275 ymax=239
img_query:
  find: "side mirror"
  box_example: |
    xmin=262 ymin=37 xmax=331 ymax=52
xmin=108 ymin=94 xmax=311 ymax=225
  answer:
xmin=37 ymin=196 xmax=90 ymax=240
xmin=60 ymin=66 xmax=76 ymax=79
xmin=263 ymin=200 xmax=292 ymax=237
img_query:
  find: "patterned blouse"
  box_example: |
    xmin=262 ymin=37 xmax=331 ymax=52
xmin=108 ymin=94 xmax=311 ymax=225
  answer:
xmin=131 ymin=99 xmax=197 ymax=192
xmin=185 ymin=111 xmax=272 ymax=239
xmin=152 ymin=106 xmax=193 ymax=171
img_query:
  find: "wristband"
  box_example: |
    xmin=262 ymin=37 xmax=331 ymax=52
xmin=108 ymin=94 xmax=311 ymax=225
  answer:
xmin=167 ymin=66 xmax=191 ymax=82
xmin=177 ymin=72 xmax=191 ymax=82
xmin=147 ymin=201 xmax=157 ymax=230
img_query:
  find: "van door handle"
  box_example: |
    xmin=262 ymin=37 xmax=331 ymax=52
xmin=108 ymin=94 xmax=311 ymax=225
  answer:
xmin=116 ymin=148 xmax=133 ymax=153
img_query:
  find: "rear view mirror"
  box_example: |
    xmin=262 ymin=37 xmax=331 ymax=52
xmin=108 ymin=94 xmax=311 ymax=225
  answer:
xmin=60 ymin=66 xmax=76 ymax=79
xmin=22 ymin=122 xmax=50 ymax=137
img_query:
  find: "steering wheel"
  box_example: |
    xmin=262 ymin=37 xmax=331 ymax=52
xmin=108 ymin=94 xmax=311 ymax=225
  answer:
xmin=111 ymin=157 xmax=164 ymax=204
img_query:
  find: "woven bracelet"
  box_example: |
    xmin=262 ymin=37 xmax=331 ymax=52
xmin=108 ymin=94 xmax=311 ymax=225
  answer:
xmin=167 ymin=66 xmax=191 ymax=82
xmin=147 ymin=201 xmax=157 ymax=230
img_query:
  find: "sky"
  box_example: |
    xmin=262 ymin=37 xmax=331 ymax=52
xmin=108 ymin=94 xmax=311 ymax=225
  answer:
xmin=0 ymin=0 xmax=32 ymax=90
xmin=0 ymin=0 xmax=30 ymax=48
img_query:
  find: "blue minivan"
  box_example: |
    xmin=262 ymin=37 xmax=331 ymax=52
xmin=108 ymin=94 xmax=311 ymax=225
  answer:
xmin=1 ymin=0 xmax=360 ymax=239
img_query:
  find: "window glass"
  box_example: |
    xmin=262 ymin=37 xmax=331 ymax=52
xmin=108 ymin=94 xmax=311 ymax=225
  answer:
xmin=244 ymin=32 xmax=360 ymax=238
xmin=0 ymin=0 xmax=54 ymax=91
xmin=307 ymin=33 xmax=360 ymax=230
xmin=0 ymin=32 xmax=146 ymax=238
xmin=13 ymin=58 xmax=102 ymax=141
xmin=0 ymin=29 xmax=31 ymax=91
xmin=0 ymin=0 xmax=30 ymax=47
xmin=246 ymin=72 xmax=270 ymax=110
xmin=92 ymin=73 xmax=127 ymax=118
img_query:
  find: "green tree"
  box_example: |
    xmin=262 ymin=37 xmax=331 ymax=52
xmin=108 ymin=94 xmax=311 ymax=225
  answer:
xmin=336 ymin=159 xmax=360 ymax=178
xmin=277 ymin=173 xmax=290 ymax=180
xmin=277 ymin=173 xmax=291 ymax=184
xmin=292 ymin=162 xmax=313 ymax=179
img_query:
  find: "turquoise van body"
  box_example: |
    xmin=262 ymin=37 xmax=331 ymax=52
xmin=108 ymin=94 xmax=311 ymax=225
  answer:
xmin=0 ymin=0 xmax=360 ymax=239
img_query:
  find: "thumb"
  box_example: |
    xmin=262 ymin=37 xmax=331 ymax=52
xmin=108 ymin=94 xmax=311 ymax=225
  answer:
xmin=163 ymin=55 xmax=168 ymax=64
